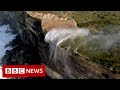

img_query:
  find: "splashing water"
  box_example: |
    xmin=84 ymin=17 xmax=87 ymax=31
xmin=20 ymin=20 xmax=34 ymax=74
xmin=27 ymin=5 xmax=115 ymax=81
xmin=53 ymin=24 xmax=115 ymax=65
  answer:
xmin=0 ymin=25 xmax=16 ymax=62
xmin=0 ymin=24 xmax=17 ymax=79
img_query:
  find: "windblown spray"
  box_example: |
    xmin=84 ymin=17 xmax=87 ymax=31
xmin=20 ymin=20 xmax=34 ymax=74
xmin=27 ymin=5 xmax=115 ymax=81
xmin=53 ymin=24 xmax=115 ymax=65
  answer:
xmin=45 ymin=27 xmax=120 ymax=75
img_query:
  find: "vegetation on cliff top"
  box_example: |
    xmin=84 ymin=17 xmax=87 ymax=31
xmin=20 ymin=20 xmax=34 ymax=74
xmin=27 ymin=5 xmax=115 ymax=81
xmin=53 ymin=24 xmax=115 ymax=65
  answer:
xmin=37 ymin=11 xmax=120 ymax=30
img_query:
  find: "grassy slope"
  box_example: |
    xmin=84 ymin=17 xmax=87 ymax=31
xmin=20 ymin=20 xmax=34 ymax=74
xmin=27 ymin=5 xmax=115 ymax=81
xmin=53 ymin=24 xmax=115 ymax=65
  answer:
xmin=68 ymin=11 xmax=120 ymax=73
xmin=36 ymin=11 xmax=120 ymax=73
xmin=37 ymin=11 xmax=120 ymax=32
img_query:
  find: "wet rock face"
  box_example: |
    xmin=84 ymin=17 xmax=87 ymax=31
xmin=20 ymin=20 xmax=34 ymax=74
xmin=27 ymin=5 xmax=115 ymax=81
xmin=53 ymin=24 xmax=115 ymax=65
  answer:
xmin=0 ymin=11 xmax=117 ymax=79
xmin=0 ymin=11 xmax=43 ymax=46
xmin=0 ymin=11 xmax=25 ymax=34
xmin=0 ymin=11 xmax=47 ymax=65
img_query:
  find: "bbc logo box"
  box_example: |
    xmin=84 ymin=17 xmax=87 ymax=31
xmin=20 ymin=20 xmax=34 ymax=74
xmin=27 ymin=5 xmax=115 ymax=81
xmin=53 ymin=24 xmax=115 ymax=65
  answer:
xmin=2 ymin=65 xmax=46 ymax=78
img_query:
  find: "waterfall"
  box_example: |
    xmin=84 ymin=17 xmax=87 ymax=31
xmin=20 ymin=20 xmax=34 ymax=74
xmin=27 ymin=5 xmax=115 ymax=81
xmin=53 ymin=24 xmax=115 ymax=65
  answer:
xmin=44 ymin=27 xmax=120 ymax=78
xmin=44 ymin=28 xmax=90 ymax=78
xmin=45 ymin=28 xmax=89 ymax=62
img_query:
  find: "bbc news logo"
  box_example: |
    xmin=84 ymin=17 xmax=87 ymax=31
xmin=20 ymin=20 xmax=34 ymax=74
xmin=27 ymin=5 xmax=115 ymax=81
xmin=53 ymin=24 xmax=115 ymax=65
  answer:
xmin=2 ymin=65 xmax=46 ymax=78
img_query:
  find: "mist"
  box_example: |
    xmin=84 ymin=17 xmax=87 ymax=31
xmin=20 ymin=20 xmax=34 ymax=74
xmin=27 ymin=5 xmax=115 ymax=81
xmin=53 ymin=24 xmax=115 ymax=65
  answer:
xmin=45 ymin=27 xmax=120 ymax=63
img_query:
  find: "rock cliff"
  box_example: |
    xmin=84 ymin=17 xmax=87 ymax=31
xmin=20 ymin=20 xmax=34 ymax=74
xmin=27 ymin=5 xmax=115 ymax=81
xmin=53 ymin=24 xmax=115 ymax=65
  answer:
xmin=0 ymin=11 xmax=118 ymax=79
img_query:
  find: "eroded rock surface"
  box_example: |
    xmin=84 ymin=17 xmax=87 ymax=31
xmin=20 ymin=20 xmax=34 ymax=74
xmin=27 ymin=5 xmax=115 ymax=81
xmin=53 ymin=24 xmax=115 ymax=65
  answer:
xmin=27 ymin=11 xmax=77 ymax=32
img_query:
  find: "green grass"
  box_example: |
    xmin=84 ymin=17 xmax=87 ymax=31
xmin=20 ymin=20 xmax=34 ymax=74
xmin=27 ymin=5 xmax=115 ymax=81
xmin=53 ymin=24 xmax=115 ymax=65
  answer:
xmin=37 ymin=11 xmax=120 ymax=31
xmin=36 ymin=11 xmax=120 ymax=73
xmin=59 ymin=35 xmax=120 ymax=73
xmin=61 ymin=11 xmax=120 ymax=73
xmin=65 ymin=11 xmax=120 ymax=29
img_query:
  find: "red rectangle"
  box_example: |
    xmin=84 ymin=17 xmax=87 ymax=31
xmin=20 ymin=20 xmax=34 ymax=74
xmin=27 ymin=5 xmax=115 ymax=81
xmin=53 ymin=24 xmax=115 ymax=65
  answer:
xmin=2 ymin=65 xmax=46 ymax=78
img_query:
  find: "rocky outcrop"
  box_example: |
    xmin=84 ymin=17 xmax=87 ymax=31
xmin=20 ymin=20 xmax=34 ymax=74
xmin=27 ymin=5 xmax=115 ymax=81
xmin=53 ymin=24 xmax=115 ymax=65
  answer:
xmin=27 ymin=11 xmax=77 ymax=32
xmin=0 ymin=11 xmax=118 ymax=79
xmin=0 ymin=11 xmax=45 ymax=65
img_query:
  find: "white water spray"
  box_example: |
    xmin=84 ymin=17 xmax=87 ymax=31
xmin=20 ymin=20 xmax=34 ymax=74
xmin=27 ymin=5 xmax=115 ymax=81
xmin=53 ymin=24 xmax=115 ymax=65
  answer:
xmin=45 ymin=28 xmax=91 ymax=78
xmin=45 ymin=27 xmax=120 ymax=62
xmin=45 ymin=28 xmax=89 ymax=61
xmin=44 ymin=27 xmax=120 ymax=78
